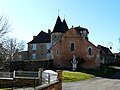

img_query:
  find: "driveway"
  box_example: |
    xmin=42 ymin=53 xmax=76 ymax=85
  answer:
xmin=62 ymin=77 xmax=120 ymax=90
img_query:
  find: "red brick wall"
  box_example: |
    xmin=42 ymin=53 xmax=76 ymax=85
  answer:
xmin=52 ymin=28 xmax=99 ymax=69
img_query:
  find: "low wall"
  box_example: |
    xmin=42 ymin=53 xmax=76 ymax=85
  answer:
xmin=36 ymin=81 xmax=61 ymax=90
xmin=0 ymin=78 xmax=13 ymax=88
xmin=0 ymin=78 xmax=39 ymax=88
xmin=36 ymin=70 xmax=62 ymax=90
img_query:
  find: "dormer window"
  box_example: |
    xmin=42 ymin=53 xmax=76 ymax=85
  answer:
xmin=80 ymin=31 xmax=83 ymax=34
xmin=80 ymin=31 xmax=83 ymax=37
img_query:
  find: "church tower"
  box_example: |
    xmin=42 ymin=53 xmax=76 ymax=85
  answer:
xmin=51 ymin=16 xmax=69 ymax=45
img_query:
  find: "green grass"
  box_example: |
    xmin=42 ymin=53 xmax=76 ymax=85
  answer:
xmin=0 ymin=88 xmax=12 ymax=90
xmin=62 ymin=71 xmax=95 ymax=82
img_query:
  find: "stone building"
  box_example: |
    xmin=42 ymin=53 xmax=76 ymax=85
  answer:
xmin=14 ymin=30 xmax=51 ymax=61
xmin=28 ymin=31 xmax=51 ymax=60
xmin=98 ymin=45 xmax=115 ymax=64
xmin=114 ymin=52 xmax=120 ymax=62
xmin=51 ymin=25 xmax=100 ymax=69
xmin=13 ymin=16 xmax=115 ymax=70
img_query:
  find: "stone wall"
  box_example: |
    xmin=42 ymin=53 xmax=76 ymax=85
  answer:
xmin=0 ymin=78 xmax=39 ymax=88
xmin=28 ymin=43 xmax=50 ymax=60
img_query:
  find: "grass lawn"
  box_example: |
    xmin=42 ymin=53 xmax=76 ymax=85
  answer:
xmin=62 ymin=71 xmax=95 ymax=83
xmin=0 ymin=88 xmax=12 ymax=90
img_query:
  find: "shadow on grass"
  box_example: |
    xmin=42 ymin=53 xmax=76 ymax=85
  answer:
xmin=79 ymin=66 xmax=119 ymax=79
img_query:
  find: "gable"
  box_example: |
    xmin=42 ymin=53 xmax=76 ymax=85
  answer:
xmin=28 ymin=31 xmax=51 ymax=44
xmin=63 ymin=28 xmax=81 ymax=38
xmin=98 ymin=45 xmax=114 ymax=57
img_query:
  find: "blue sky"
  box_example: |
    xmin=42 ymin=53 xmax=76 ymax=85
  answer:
xmin=0 ymin=0 xmax=120 ymax=52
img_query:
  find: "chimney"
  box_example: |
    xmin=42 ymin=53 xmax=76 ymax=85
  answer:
xmin=48 ymin=29 xmax=51 ymax=34
xmin=33 ymin=36 xmax=36 ymax=39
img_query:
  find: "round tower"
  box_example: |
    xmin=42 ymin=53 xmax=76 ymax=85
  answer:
xmin=51 ymin=16 xmax=69 ymax=46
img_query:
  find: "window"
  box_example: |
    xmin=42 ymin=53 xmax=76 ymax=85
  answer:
xmin=47 ymin=49 xmax=51 ymax=53
xmin=80 ymin=31 xmax=83 ymax=34
xmin=46 ymin=43 xmax=51 ymax=49
xmin=56 ymin=49 xmax=60 ymax=55
xmin=88 ymin=48 xmax=92 ymax=55
xmin=87 ymin=47 xmax=93 ymax=56
xmin=40 ymin=44 xmax=44 ymax=50
xmin=32 ymin=53 xmax=36 ymax=59
xmin=46 ymin=43 xmax=51 ymax=53
xmin=32 ymin=44 xmax=36 ymax=50
xmin=40 ymin=53 xmax=44 ymax=59
xmin=71 ymin=43 xmax=75 ymax=51
xmin=54 ymin=35 xmax=57 ymax=38
xmin=57 ymin=64 xmax=61 ymax=68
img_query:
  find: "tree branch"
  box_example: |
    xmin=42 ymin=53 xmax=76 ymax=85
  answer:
xmin=0 ymin=15 xmax=11 ymax=38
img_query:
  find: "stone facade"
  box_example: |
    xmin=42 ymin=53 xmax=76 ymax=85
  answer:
xmin=51 ymin=32 xmax=63 ymax=46
xmin=98 ymin=45 xmax=115 ymax=64
xmin=51 ymin=28 xmax=100 ymax=69
xmin=28 ymin=43 xmax=51 ymax=60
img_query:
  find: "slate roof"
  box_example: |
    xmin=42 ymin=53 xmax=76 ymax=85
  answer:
xmin=74 ymin=26 xmax=89 ymax=34
xmin=98 ymin=45 xmax=114 ymax=57
xmin=28 ymin=31 xmax=50 ymax=44
xmin=62 ymin=19 xmax=69 ymax=32
xmin=52 ymin=16 xmax=69 ymax=33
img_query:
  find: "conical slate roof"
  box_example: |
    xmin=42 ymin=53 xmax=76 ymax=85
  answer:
xmin=52 ymin=16 xmax=69 ymax=33
xmin=62 ymin=19 xmax=69 ymax=32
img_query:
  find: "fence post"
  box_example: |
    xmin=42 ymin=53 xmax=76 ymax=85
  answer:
xmin=13 ymin=70 xmax=15 ymax=89
xmin=38 ymin=68 xmax=43 ymax=85
xmin=57 ymin=70 xmax=62 ymax=90
xmin=13 ymin=70 xmax=15 ymax=78
xmin=48 ymin=73 xmax=50 ymax=84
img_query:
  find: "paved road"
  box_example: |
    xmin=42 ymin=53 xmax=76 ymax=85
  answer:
xmin=62 ymin=77 xmax=120 ymax=90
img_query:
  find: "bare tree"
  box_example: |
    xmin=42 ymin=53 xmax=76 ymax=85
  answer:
xmin=119 ymin=37 xmax=120 ymax=52
xmin=2 ymin=37 xmax=25 ymax=62
xmin=0 ymin=15 xmax=10 ymax=39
